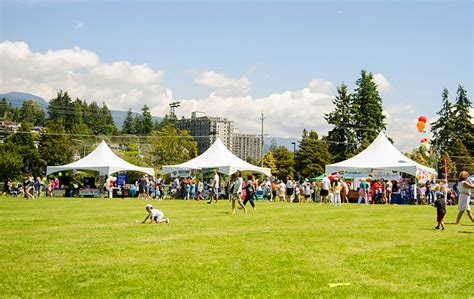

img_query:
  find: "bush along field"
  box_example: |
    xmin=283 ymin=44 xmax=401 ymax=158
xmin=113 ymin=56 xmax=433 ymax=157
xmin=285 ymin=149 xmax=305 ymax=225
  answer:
xmin=0 ymin=197 xmax=473 ymax=298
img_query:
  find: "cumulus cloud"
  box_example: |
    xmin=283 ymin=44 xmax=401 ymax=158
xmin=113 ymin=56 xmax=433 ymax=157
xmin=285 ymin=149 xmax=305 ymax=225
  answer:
xmin=373 ymin=73 xmax=391 ymax=92
xmin=0 ymin=40 xmax=173 ymax=114
xmin=176 ymin=78 xmax=334 ymax=138
xmin=194 ymin=71 xmax=250 ymax=97
xmin=308 ymin=79 xmax=334 ymax=94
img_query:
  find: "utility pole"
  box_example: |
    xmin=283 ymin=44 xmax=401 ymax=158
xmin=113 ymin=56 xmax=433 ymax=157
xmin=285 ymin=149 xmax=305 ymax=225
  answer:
xmin=169 ymin=101 xmax=181 ymax=120
xmin=260 ymin=111 xmax=265 ymax=167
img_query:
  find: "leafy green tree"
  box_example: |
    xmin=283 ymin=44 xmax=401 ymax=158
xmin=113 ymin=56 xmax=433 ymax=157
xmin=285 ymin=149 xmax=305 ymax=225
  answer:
xmin=0 ymin=144 xmax=24 ymax=181
xmin=121 ymin=143 xmax=143 ymax=166
xmin=262 ymin=151 xmax=277 ymax=174
xmin=38 ymin=120 xmax=73 ymax=170
xmin=268 ymin=138 xmax=278 ymax=155
xmin=448 ymin=138 xmax=474 ymax=174
xmin=148 ymin=125 xmax=198 ymax=167
xmin=0 ymin=98 xmax=20 ymax=121
xmin=3 ymin=122 xmax=41 ymax=176
xmin=294 ymin=130 xmax=332 ymax=178
xmin=431 ymin=88 xmax=456 ymax=155
xmin=154 ymin=114 xmax=176 ymax=131
xmin=122 ymin=109 xmax=137 ymax=134
xmin=19 ymin=99 xmax=46 ymax=126
xmin=352 ymin=70 xmax=386 ymax=150
xmin=273 ymin=145 xmax=294 ymax=179
xmin=325 ymin=83 xmax=357 ymax=162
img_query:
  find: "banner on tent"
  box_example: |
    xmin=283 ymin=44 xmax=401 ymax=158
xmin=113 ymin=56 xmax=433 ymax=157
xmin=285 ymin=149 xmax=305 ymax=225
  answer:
xmin=171 ymin=170 xmax=191 ymax=178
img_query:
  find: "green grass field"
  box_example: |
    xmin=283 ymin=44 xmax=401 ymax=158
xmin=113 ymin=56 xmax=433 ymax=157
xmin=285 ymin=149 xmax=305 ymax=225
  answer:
xmin=1 ymin=196 xmax=473 ymax=298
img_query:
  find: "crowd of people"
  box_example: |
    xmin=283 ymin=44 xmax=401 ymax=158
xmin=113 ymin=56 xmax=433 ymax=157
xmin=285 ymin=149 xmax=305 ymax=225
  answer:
xmin=3 ymin=170 xmax=474 ymax=228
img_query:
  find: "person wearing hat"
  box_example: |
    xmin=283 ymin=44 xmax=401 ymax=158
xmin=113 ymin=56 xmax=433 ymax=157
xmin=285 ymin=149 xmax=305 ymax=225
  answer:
xmin=433 ymin=191 xmax=446 ymax=230
xmin=142 ymin=204 xmax=169 ymax=224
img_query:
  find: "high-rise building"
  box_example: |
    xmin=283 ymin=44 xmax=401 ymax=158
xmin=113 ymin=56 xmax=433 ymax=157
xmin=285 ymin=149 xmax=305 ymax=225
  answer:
xmin=232 ymin=129 xmax=262 ymax=161
xmin=175 ymin=112 xmax=234 ymax=155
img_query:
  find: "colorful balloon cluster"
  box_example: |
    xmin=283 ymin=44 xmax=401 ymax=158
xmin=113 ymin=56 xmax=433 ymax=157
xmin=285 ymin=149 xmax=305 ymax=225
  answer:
xmin=420 ymin=137 xmax=429 ymax=143
xmin=416 ymin=116 xmax=427 ymax=132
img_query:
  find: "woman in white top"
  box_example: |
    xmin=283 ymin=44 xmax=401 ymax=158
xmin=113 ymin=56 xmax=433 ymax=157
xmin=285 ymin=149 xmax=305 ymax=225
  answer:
xmin=230 ymin=171 xmax=246 ymax=214
xmin=455 ymin=171 xmax=474 ymax=225
xmin=385 ymin=180 xmax=393 ymax=204
xmin=333 ymin=179 xmax=342 ymax=206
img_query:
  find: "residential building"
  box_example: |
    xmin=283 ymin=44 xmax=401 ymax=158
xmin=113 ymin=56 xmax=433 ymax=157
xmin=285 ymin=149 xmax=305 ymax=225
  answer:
xmin=232 ymin=129 xmax=262 ymax=161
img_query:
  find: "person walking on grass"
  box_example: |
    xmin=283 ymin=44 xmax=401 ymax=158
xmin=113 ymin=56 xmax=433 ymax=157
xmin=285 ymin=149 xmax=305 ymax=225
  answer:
xmin=433 ymin=191 xmax=446 ymax=230
xmin=358 ymin=179 xmax=368 ymax=205
xmin=208 ymin=170 xmax=220 ymax=204
xmin=455 ymin=171 xmax=474 ymax=225
xmin=243 ymin=174 xmax=257 ymax=211
xmin=142 ymin=204 xmax=169 ymax=224
xmin=230 ymin=171 xmax=247 ymax=214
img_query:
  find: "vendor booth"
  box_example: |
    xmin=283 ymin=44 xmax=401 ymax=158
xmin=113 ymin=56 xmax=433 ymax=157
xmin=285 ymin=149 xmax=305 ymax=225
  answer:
xmin=325 ymin=132 xmax=436 ymax=202
xmin=46 ymin=141 xmax=155 ymax=197
xmin=162 ymin=138 xmax=271 ymax=176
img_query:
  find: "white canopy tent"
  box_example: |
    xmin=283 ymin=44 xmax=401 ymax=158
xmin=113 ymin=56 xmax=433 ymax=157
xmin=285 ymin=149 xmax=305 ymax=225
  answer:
xmin=46 ymin=140 xmax=155 ymax=177
xmin=325 ymin=132 xmax=436 ymax=180
xmin=161 ymin=138 xmax=271 ymax=176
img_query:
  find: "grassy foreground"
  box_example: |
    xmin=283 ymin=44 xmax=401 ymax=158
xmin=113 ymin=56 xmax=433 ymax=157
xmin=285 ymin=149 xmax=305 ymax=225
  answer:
xmin=0 ymin=196 xmax=473 ymax=298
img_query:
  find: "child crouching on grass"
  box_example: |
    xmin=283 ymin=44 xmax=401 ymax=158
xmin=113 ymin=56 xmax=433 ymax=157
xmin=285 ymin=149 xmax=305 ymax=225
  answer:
xmin=142 ymin=204 xmax=169 ymax=224
xmin=433 ymin=191 xmax=446 ymax=230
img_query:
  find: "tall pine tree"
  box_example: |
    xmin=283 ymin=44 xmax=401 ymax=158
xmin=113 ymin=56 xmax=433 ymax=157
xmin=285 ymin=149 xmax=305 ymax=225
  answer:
xmin=431 ymin=88 xmax=456 ymax=155
xmin=452 ymin=85 xmax=473 ymax=151
xmin=324 ymin=83 xmax=357 ymax=162
xmin=122 ymin=109 xmax=136 ymax=134
xmin=352 ymin=70 xmax=386 ymax=150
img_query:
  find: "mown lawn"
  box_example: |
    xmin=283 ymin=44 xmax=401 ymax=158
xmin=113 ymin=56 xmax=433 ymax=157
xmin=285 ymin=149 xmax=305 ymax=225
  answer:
xmin=0 ymin=196 xmax=472 ymax=298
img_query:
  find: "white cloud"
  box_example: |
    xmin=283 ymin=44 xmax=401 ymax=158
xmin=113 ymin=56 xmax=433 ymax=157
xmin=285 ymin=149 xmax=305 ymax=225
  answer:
xmin=373 ymin=73 xmax=391 ymax=92
xmin=194 ymin=71 xmax=250 ymax=97
xmin=74 ymin=20 xmax=85 ymax=29
xmin=308 ymin=79 xmax=334 ymax=94
xmin=0 ymin=40 xmax=173 ymax=114
xmin=175 ymin=79 xmax=334 ymax=138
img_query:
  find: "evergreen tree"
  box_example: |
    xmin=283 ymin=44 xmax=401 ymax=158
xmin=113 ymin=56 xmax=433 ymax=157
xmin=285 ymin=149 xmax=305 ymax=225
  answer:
xmin=273 ymin=145 xmax=294 ymax=179
xmin=324 ymin=83 xmax=357 ymax=162
xmin=154 ymin=114 xmax=176 ymax=131
xmin=122 ymin=109 xmax=136 ymax=134
xmin=83 ymin=101 xmax=103 ymax=135
xmin=0 ymin=144 xmax=24 ymax=181
xmin=452 ymin=85 xmax=474 ymax=151
xmin=431 ymin=88 xmax=456 ymax=155
xmin=138 ymin=105 xmax=153 ymax=135
xmin=38 ymin=120 xmax=73 ymax=169
xmin=352 ymin=70 xmax=386 ymax=150
xmin=294 ymin=130 xmax=332 ymax=178
xmin=100 ymin=103 xmax=117 ymax=135
xmin=47 ymin=90 xmax=74 ymax=131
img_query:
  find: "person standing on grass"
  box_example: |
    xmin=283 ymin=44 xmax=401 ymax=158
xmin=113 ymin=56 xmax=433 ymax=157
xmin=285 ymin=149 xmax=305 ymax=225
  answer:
xmin=332 ymin=178 xmax=342 ymax=206
xmin=455 ymin=171 xmax=474 ymax=225
xmin=358 ymin=179 xmax=368 ymax=204
xmin=1 ymin=178 xmax=11 ymax=196
xmin=320 ymin=175 xmax=331 ymax=204
xmin=243 ymin=174 xmax=256 ymax=211
xmin=230 ymin=171 xmax=246 ymax=214
xmin=142 ymin=204 xmax=169 ymax=224
xmin=433 ymin=191 xmax=446 ymax=230
xmin=277 ymin=180 xmax=286 ymax=202
xmin=385 ymin=179 xmax=393 ymax=204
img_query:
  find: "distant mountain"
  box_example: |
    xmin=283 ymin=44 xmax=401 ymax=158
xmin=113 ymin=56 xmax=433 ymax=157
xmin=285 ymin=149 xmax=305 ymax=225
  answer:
xmin=0 ymin=91 xmax=162 ymax=129
xmin=0 ymin=91 xmax=49 ymax=109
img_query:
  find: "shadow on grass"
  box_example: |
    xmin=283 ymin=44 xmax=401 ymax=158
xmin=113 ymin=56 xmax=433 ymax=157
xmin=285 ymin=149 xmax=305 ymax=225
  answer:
xmin=458 ymin=231 xmax=473 ymax=234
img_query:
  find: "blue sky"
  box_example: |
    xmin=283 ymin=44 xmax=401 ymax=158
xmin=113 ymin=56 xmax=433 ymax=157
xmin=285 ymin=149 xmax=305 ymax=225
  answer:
xmin=1 ymin=0 xmax=472 ymax=149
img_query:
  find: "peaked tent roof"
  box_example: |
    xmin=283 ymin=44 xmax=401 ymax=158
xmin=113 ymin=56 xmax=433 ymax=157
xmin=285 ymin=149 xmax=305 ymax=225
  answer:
xmin=161 ymin=138 xmax=271 ymax=176
xmin=325 ymin=132 xmax=435 ymax=177
xmin=46 ymin=141 xmax=155 ymax=177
